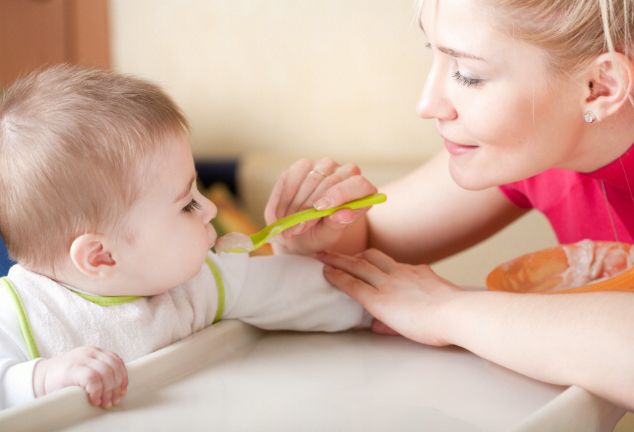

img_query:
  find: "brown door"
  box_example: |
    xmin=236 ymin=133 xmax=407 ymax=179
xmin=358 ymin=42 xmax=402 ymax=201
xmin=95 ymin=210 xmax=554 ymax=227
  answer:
xmin=0 ymin=0 xmax=110 ymax=88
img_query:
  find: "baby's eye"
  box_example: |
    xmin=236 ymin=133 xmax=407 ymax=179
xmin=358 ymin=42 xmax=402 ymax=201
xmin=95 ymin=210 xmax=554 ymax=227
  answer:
xmin=182 ymin=199 xmax=202 ymax=213
xmin=451 ymin=70 xmax=483 ymax=88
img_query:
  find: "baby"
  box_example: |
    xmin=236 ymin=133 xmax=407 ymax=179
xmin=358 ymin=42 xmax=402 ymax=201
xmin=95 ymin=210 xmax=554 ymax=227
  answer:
xmin=0 ymin=65 xmax=369 ymax=410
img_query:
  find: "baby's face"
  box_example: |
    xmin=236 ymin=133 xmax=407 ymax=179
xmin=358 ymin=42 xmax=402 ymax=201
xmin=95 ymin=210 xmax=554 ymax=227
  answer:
xmin=110 ymin=135 xmax=218 ymax=296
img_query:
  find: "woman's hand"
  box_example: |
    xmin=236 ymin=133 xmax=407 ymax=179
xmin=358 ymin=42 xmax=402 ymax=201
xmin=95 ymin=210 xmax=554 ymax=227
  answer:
xmin=33 ymin=346 xmax=128 ymax=409
xmin=264 ymin=158 xmax=377 ymax=255
xmin=318 ymin=249 xmax=462 ymax=346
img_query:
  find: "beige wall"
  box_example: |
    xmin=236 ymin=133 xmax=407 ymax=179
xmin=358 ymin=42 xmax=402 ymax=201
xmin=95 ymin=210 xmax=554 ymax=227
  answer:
xmin=109 ymin=0 xmax=440 ymax=162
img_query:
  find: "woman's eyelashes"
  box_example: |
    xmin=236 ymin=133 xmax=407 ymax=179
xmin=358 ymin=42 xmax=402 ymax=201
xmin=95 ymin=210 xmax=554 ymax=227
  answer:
xmin=451 ymin=70 xmax=484 ymax=88
xmin=423 ymin=43 xmax=484 ymax=88
xmin=182 ymin=199 xmax=202 ymax=213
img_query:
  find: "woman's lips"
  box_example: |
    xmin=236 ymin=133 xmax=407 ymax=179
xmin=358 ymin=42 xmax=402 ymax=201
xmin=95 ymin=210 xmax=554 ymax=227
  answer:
xmin=443 ymin=138 xmax=478 ymax=155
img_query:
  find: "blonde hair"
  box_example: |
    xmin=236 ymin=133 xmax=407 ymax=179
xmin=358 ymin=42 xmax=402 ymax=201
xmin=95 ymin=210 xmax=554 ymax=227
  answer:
xmin=417 ymin=0 xmax=633 ymax=72
xmin=0 ymin=65 xmax=188 ymax=269
xmin=487 ymin=0 xmax=634 ymax=73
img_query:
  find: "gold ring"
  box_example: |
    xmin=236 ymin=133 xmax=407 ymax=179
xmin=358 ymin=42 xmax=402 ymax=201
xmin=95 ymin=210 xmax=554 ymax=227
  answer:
xmin=309 ymin=169 xmax=327 ymax=178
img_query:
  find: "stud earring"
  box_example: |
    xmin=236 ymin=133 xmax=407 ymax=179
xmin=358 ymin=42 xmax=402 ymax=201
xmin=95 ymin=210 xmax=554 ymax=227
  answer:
xmin=584 ymin=111 xmax=597 ymax=124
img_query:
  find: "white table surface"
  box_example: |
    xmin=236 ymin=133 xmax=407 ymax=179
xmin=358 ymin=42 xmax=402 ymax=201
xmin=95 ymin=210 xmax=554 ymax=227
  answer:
xmin=0 ymin=321 xmax=625 ymax=432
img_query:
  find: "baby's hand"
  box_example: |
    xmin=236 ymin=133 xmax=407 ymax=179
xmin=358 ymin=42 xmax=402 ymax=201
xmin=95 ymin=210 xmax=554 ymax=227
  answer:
xmin=33 ymin=346 xmax=128 ymax=408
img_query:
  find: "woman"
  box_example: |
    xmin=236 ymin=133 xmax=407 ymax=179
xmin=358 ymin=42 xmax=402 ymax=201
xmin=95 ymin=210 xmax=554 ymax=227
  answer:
xmin=264 ymin=0 xmax=634 ymax=409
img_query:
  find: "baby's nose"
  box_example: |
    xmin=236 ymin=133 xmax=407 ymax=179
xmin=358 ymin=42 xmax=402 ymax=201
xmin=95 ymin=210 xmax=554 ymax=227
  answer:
xmin=202 ymin=197 xmax=217 ymax=225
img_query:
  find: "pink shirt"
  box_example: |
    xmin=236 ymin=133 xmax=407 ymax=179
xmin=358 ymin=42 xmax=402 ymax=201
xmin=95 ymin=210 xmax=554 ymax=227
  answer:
xmin=499 ymin=144 xmax=634 ymax=244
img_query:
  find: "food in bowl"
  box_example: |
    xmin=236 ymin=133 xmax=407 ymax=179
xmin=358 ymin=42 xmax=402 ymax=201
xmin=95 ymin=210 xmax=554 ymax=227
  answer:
xmin=486 ymin=240 xmax=634 ymax=294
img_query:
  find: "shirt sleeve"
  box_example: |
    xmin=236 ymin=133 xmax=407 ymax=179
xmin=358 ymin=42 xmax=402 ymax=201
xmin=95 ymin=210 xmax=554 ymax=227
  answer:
xmin=0 ymin=285 xmax=37 ymax=409
xmin=0 ymin=357 xmax=39 ymax=409
xmin=218 ymin=253 xmax=371 ymax=332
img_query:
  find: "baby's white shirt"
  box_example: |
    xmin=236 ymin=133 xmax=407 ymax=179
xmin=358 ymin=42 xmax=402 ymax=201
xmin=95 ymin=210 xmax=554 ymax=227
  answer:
xmin=0 ymin=252 xmax=370 ymax=409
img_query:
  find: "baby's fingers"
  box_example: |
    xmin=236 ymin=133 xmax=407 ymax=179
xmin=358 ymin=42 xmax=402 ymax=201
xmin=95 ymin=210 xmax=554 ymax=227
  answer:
xmin=74 ymin=352 xmax=128 ymax=408
xmin=92 ymin=351 xmax=128 ymax=408
xmin=107 ymin=353 xmax=128 ymax=406
xmin=75 ymin=366 xmax=105 ymax=407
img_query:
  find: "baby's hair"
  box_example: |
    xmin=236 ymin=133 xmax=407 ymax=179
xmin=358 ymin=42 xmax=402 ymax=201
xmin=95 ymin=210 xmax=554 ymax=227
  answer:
xmin=0 ymin=65 xmax=188 ymax=270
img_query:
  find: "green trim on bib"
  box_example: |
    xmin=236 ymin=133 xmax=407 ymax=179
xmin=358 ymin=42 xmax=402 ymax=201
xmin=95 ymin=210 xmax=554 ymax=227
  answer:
xmin=205 ymin=257 xmax=225 ymax=324
xmin=67 ymin=289 xmax=140 ymax=307
xmin=1 ymin=277 xmax=40 ymax=359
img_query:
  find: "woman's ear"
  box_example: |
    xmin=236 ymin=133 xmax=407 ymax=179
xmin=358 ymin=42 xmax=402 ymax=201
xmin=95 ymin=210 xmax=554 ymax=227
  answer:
xmin=583 ymin=52 xmax=634 ymax=121
xmin=69 ymin=233 xmax=117 ymax=278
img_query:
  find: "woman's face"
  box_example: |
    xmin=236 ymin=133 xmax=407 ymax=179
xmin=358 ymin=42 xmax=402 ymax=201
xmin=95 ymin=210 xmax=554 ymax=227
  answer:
xmin=418 ymin=0 xmax=588 ymax=189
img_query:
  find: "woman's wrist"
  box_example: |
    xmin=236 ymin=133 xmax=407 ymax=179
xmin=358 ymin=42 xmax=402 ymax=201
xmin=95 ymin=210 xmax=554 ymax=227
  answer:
xmin=435 ymin=289 xmax=486 ymax=347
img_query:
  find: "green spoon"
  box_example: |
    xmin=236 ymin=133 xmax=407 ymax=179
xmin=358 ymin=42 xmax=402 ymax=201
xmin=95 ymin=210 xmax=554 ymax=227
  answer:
xmin=214 ymin=192 xmax=387 ymax=253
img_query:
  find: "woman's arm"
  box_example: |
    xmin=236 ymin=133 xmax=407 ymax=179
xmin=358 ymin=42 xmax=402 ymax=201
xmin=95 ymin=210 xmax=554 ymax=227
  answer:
xmin=446 ymin=289 xmax=634 ymax=410
xmin=318 ymin=249 xmax=634 ymax=410
xmin=365 ymin=150 xmax=527 ymax=263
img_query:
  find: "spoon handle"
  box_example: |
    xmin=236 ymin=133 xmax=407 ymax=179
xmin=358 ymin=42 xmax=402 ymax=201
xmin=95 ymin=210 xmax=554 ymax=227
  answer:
xmin=250 ymin=193 xmax=387 ymax=249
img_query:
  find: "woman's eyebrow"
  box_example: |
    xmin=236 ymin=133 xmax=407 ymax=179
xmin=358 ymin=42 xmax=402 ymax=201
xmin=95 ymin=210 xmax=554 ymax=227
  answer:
xmin=420 ymin=21 xmax=486 ymax=62
xmin=436 ymin=46 xmax=487 ymax=61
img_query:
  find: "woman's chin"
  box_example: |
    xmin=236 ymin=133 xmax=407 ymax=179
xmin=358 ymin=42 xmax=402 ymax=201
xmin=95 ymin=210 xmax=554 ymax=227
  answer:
xmin=448 ymin=164 xmax=495 ymax=191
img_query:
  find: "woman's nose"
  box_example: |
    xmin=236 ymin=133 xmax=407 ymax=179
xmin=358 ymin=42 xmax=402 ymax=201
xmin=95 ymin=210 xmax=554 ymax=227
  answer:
xmin=416 ymin=63 xmax=458 ymax=121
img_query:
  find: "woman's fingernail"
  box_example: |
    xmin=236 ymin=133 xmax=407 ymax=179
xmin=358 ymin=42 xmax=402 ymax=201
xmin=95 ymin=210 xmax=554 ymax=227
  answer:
xmin=314 ymin=198 xmax=332 ymax=210
xmin=113 ymin=397 xmax=121 ymax=405
xmin=105 ymin=401 xmax=112 ymax=409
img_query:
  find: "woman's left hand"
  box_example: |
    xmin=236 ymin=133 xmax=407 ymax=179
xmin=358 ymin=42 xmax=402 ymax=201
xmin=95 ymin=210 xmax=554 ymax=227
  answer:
xmin=318 ymin=249 xmax=462 ymax=347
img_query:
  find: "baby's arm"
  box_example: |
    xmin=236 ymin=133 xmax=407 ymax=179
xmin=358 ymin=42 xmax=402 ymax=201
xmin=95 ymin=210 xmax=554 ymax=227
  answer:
xmin=220 ymin=253 xmax=371 ymax=331
xmin=33 ymin=346 xmax=128 ymax=409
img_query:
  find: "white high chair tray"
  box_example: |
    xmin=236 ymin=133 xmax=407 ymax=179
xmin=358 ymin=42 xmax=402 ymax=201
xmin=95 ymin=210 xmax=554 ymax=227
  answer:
xmin=0 ymin=321 xmax=624 ymax=432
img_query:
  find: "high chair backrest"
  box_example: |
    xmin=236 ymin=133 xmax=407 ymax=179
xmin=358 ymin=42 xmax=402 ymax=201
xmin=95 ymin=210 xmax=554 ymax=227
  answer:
xmin=0 ymin=237 xmax=13 ymax=276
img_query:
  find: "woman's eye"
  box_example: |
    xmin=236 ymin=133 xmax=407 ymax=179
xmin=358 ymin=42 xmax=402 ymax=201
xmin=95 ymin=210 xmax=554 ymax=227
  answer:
xmin=182 ymin=199 xmax=202 ymax=213
xmin=451 ymin=70 xmax=483 ymax=87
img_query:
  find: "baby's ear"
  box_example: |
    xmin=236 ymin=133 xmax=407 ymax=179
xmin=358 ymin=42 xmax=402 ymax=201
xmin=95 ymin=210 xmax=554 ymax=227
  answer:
xmin=69 ymin=234 xmax=117 ymax=278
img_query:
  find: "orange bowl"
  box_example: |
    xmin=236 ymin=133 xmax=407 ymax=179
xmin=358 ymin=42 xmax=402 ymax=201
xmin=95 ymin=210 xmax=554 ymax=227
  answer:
xmin=486 ymin=241 xmax=634 ymax=294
